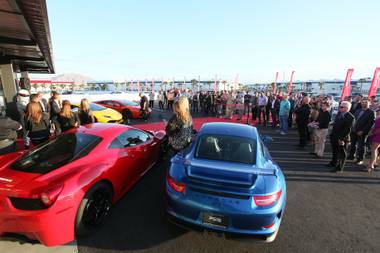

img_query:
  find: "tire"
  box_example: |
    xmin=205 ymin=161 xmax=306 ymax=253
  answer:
xmin=94 ymin=117 xmax=98 ymax=123
xmin=75 ymin=182 xmax=113 ymax=236
xmin=265 ymin=228 xmax=279 ymax=243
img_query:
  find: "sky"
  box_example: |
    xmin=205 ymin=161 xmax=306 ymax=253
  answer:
xmin=36 ymin=0 xmax=380 ymax=83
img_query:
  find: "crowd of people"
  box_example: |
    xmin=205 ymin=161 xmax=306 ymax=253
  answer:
xmin=0 ymin=89 xmax=95 ymax=154
xmin=147 ymin=89 xmax=380 ymax=173
xmin=1 ymin=87 xmax=380 ymax=174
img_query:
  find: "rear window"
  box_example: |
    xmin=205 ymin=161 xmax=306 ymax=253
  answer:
xmin=195 ymin=134 xmax=256 ymax=164
xmin=11 ymin=133 xmax=101 ymax=174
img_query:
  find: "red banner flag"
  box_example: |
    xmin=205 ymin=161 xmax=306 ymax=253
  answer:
xmin=273 ymin=72 xmax=279 ymax=94
xmin=214 ymin=75 xmax=218 ymax=93
xmin=368 ymin=67 xmax=380 ymax=98
xmin=340 ymin=68 xmax=354 ymax=101
xmin=287 ymin=71 xmax=295 ymax=95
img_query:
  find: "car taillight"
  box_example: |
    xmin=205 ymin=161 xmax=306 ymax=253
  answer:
xmin=167 ymin=174 xmax=186 ymax=194
xmin=40 ymin=184 xmax=63 ymax=207
xmin=253 ymin=190 xmax=282 ymax=207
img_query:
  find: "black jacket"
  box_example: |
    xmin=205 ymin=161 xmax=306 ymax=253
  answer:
xmin=296 ymin=104 xmax=311 ymax=125
xmin=50 ymin=100 xmax=61 ymax=120
xmin=331 ymin=112 xmax=355 ymax=142
xmin=39 ymin=98 xmax=50 ymax=113
xmin=316 ymin=110 xmax=331 ymax=129
xmin=352 ymin=108 xmax=375 ymax=135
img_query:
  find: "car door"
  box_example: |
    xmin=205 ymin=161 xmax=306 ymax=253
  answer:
xmin=108 ymin=130 xmax=144 ymax=195
xmin=136 ymin=130 xmax=158 ymax=172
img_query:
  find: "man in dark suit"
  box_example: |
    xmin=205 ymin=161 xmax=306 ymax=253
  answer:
xmin=347 ymin=98 xmax=375 ymax=165
xmin=327 ymin=101 xmax=355 ymax=172
xmin=295 ymin=96 xmax=311 ymax=149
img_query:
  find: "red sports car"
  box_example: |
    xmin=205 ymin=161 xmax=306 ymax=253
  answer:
xmin=0 ymin=123 xmax=165 ymax=246
xmin=95 ymin=99 xmax=151 ymax=120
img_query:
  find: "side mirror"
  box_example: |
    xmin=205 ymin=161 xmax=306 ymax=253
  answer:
xmin=261 ymin=135 xmax=273 ymax=144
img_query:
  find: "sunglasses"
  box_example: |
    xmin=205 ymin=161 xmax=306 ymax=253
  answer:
xmin=339 ymin=106 xmax=347 ymax=109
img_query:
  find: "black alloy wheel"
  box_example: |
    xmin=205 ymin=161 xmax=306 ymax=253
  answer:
xmin=75 ymin=182 xmax=112 ymax=236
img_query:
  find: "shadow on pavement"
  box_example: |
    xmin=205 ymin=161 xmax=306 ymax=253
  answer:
xmin=76 ymin=160 xmax=187 ymax=251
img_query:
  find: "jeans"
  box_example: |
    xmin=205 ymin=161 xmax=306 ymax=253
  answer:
xmin=279 ymin=115 xmax=288 ymax=133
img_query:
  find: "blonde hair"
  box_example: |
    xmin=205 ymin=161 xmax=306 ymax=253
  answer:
xmin=80 ymin=98 xmax=91 ymax=113
xmin=174 ymin=96 xmax=191 ymax=125
xmin=60 ymin=100 xmax=72 ymax=118
xmin=26 ymin=101 xmax=42 ymax=124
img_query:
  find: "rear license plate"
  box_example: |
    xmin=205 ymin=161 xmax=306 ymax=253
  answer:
xmin=202 ymin=213 xmax=228 ymax=228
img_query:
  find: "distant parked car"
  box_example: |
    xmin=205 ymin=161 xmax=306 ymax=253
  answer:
xmin=95 ymin=99 xmax=151 ymax=120
xmin=71 ymin=103 xmax=123 ymax=124
xmin=165 ymin=123 xmax=286 ymax=242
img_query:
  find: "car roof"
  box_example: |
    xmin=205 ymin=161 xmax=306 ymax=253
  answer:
xmin=199 ymin=122 xmax=258 ymax=138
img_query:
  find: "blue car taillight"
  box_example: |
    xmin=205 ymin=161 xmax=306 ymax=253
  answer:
xmin=253 ymin=189 xmax=282 ymax=207
xmin=167 ymin=174 xmax=186 ymax=194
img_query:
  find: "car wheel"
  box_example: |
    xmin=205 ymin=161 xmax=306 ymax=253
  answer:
xmin=265 ymin=228 xmax=279 ymax=243
xmin=94 ymin=117 xmax=98 ymax=123
xmin=75 ymin=182 xmax=113 ymax=236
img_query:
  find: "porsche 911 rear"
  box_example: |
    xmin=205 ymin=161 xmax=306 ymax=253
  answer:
xmin=165 ymin=128 xmax=286 ymax=241
xmin=166 ymin=164 xmax=285 ymax=239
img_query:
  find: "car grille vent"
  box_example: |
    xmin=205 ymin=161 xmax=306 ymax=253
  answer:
xmin=189 ymin=187 xmax=250 ymax=200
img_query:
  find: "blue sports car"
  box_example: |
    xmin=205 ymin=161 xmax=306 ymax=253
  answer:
xmin=165 ymin=122 xmax=286 ymax=242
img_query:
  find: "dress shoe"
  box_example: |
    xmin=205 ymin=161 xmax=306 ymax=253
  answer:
xmin=356 ymin=160 xmax=364 ymax=165
xmin=315 ymin=154 xmax=323 ymax=159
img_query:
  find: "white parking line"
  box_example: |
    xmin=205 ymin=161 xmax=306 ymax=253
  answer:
xmin=0 ymin=239 xmax=78 ymax=253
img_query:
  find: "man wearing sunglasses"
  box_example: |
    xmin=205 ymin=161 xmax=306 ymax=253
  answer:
xmin=327 ymin=101 xmax=355 ymax=172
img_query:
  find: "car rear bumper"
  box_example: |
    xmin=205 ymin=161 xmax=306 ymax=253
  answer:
xmin=165 ymin=186 xmax=285 ymax=236
xmin=0 ymin=196 xmax=77 ymax=246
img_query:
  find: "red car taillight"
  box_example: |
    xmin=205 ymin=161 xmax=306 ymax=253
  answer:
xmin=167 ymin=174 xmax=186 ymax=194
xmin=253 ymin=190 xmax=282 ymax=207
xmin=40 ymin=184 xmax=64 ymax=207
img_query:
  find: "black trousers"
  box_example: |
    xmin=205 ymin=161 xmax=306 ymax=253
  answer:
xmin=258 ymin=106 xmax=266 ymax=124
xmin=330 ymin=136 xmax=348 ymax=171
xmin=243 ymin=103 xmax=250 ymax=115
xmin=288 ymin=109 xmax=294 ymax=128
xmin=149 ymin=100 xmax=154 ymax=108
xmin=159 ymin=101 xmax=164 ymax=110
xmin=271 ymin=110 xmax=278 ymax=127
xmin=252 ymin=106 xmax=258 ymax=120
xmin=349 ymin=133 xmax=367 ymax=161
xmin=297 ymin=122 xmax=308 ymax=147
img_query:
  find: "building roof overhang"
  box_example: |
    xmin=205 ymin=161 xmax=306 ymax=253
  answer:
xmin=0 ymin=0 xmax=54 ymax=73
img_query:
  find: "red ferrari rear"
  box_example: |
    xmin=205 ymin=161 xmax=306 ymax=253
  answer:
xmin=0 ymin=124 xmax=165 ymax=246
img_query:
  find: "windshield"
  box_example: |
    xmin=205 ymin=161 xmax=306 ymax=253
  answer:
xmin=90 ymin=103 xmax=107 ymax=111
xmin=195 ymin=134 xmax=256 ymax=164
xmin=11 ymin=133 xmax=102 ymax=174
xmin=120 ymin=100 xmax=138 ymax=106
